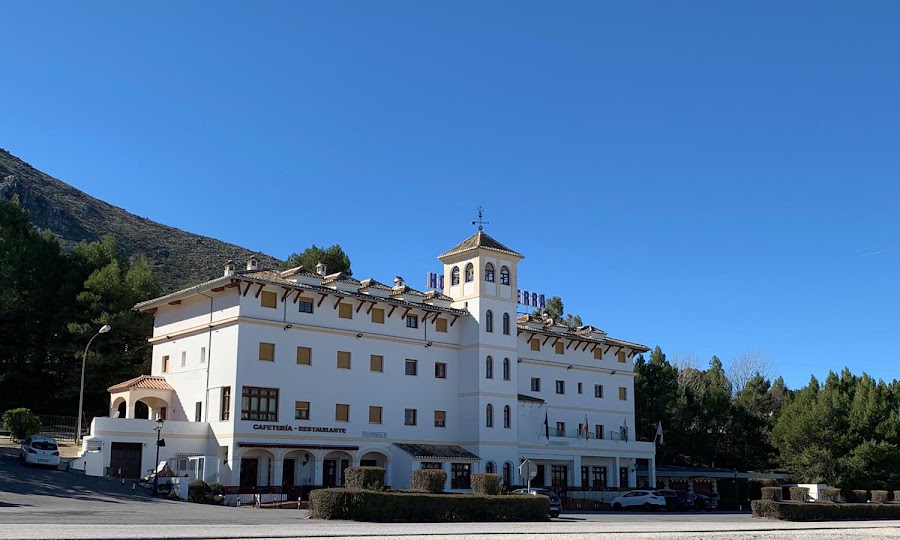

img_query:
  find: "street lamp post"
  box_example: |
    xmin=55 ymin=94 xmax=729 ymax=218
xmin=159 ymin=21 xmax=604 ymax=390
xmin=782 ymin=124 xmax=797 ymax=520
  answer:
xmin=153 ymin=417 xmax=164 ymax=496
xmin=76 ymin=324 xmax=111 ymax=446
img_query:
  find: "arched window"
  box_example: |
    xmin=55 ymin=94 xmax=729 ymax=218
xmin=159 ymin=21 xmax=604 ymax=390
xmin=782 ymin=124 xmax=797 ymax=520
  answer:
xmin=485 ymin=310 xmax=494 ymax=333
xmin=486 ymin=461 xmax=496 ymax=474
xmin=486 ymin=404 xmax=494 ymax=427
xmin=503 ymin=462 xmax=513 ymax=486
xmin=502 ymin=313 xmax=510 ymax=335
xmin=485 ymin=263 xmax=495 ymax=282
xmin=503 ymin=358 xmax=510 ymax=381
xmin=486 ymin=356 xmax=494 ymax=379
xmin=451 ymin=266 xmax=460 ymax=286
xmin=500 ymin=266 xmax=510 ymax=285
xmin=503 ymin=405 xmax=511 ymax=428
xmin=465 ymin=263 xmax=474 ymax=282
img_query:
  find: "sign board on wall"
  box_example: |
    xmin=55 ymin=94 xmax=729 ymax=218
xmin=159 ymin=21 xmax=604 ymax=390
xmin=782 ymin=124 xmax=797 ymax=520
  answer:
xmin=425 ymin=272 xmax=548 ymax=308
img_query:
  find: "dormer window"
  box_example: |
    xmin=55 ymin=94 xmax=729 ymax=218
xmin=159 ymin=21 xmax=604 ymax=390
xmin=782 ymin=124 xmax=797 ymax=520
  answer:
xmin=451 ymin=266 xmax=460 ymax=286
xmin=464 ymin=263 xmax=474 ymax=282
xmin=485 ymin=263 xmax=495 ymax=282
xmin=500 ymin=266 xmax=510 ymax=285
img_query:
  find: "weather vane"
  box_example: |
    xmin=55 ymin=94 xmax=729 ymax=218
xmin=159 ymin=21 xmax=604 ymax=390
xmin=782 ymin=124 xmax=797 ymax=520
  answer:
xmin=472 ymin=206 xmax=489 ymax=231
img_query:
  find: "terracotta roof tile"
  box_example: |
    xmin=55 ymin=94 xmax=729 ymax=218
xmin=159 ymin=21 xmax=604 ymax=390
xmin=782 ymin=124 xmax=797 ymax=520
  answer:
xmin=108 ymin=375 xmax=173 ymax=393
xmin=439 ymin=231 xmax=524 ymax=259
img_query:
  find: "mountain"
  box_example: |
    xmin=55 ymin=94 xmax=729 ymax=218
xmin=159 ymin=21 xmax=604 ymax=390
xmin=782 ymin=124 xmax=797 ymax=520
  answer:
xmin=0 ymin=148 xmax=280 ymax=292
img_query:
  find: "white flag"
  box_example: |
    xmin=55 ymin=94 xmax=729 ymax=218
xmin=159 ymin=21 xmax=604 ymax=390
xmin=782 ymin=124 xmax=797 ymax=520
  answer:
xmin=656 ymin=421 xmax=664 ymax=445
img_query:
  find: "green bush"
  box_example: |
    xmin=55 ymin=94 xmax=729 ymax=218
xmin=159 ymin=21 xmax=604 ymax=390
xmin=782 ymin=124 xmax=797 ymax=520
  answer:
xmin=847 ymin=489 xmax=868 ymax=503
xmin=208 ymin=482 xmax=225 ymax=496
xmin=410 ymin=469 xmax=447 ymax=493
xmin=472 ymin=473 xmax=502 ymax=495
xmin=2 ymin=408 xmax=41 ymax=441
xmin=761 ymin=487 xmax=782 ymax=501
xmin=819 ymin=488 xmax=841 ymax=502
xmin=344 ymin=466 xmax=386 ymax=491
xmin=188 ymin=480 xmax=212 ymax=503
xmin=871 ymin=490 xmax=889 ymax=503
xmin=789 ymin=487 xmax=809 ymax=502
xmin=752 ymin=500 xmax=900 ymax=521
xmin=308 ymin=488 xmax=548 ymax=522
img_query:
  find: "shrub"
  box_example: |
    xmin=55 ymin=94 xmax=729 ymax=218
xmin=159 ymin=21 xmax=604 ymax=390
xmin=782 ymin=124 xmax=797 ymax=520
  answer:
xmin=748 ymin=479 xmax=779 ymax=501
xmin=819 ymin=488 xmax=841 ymax=502
xmin=208 ymin=482 xmax=225 ymax=496
xmin=2 ymin=408 xmax=41 ymax=441
xmin=761 ymin=487 xmax=782 ymax=501
xmin=789 ymin=487 xmax=809 ymax=502
xmin=894 ymin=491 xmax=900 ymax=502
xmin=847 ymin=489 xmax=868 ymax=503
xmin=188 ymin=480 xmax=212 ymax=503
xmin=871 ymin=490 xmax=889 ymax=503
xmin=752 ymin=500 xmax=900 ymax=521
xmin=344 ymin=466 xmax=386 ymax=491
xmin=472 ymin=473 xmax=502 ymax=495
xmin=309 ymin=488 xmax=548 ymax=522
xmin=410 ymin=469 xmax=447 ymax=493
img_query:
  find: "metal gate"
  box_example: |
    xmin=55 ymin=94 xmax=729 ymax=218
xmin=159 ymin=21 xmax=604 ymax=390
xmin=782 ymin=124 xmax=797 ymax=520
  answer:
xmin=109 ymin=442 xmax=143 ymax=479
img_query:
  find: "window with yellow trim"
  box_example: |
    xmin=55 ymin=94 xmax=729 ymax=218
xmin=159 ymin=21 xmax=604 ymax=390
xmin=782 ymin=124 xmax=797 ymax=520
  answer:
xmin=555 ymin=341 xmax=564 ymax=355
xmin=594 ymin=347 xmax=603 ymax=360
xmin=259 ymin=342 xmax=275 ymax=362
xmin=619 ymin=387 xmax=628 ymax=400
xmin=295 ymin=401 xmax=310 ymax=420
xmin=617 ymin=350 xmax=627 ymax=363
xmin=371 ymin=308 xmax=385 ymax=324
xmin=370 ymin=354 xmax=383 ymax=372
xmin=338 ymin=303 xmax=353 ymax=319
xmin=369 ymin=406 xmax=382 ymax=424
xmin=435 ymin=317 xmax=447 ymax=333
xmin=335 ymin=403 xmax=350 ymax=422
xmin=260 ymin=290 xmax=277 ymax=309
xmin=296 ymin=346 xmax=311 ymax=365
xmin=530 ymin=339 xmax=540 ymax=351
xmin=337 ymin=351 xmax=351 ymax=369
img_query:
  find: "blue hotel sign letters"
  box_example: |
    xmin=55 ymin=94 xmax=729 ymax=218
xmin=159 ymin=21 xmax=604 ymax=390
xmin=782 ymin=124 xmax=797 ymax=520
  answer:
xmin=426 ymin=272 xmax=547 ymax=309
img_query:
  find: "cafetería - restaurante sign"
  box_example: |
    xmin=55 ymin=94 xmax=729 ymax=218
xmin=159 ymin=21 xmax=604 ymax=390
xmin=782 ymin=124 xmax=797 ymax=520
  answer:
xmin=252 ymin=424 xmax=347 ymax=434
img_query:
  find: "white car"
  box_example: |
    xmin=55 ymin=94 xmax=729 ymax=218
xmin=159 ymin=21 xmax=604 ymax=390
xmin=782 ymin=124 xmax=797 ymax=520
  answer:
xmin=611 ymin=490 xmax=667 ymax=511
xmin=20 ymin=436 xmax=61 ymax=467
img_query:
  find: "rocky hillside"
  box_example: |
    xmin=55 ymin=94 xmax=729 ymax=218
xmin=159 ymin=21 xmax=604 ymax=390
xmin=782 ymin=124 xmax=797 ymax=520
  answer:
xmin=0 ymin=148 xmax=280 ymax=292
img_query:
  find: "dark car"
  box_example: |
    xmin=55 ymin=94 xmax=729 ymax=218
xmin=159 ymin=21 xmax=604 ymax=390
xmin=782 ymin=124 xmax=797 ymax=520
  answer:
xmin=511 ymin=488 xmax=562 ymax=518
xmin=693 ymin=494 xmax=718 ymax=510
xmin=656 ymin=489 xmax=694 ymax=511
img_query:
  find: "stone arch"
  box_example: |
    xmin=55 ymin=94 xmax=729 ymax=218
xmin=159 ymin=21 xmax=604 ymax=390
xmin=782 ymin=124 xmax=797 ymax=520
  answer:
xmin=236 ymin=447 xmax=278 ymax=488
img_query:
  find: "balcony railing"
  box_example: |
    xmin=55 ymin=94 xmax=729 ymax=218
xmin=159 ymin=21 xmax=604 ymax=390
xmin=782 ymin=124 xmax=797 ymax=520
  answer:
xmin=548 ymin=427 xmax=643 ymax=442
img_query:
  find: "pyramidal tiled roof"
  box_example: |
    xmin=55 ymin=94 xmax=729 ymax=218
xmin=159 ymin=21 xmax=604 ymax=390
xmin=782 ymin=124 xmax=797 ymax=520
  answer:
xmin=108 ymin=375 xmax=173 ymax=393
xmin=438 ymin=231 xmax=524 ymax=259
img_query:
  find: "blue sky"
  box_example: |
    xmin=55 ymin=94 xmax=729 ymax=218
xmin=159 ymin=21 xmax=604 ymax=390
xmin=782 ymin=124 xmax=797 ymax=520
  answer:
xmin=3 ymin=1 xmax=899 ymax=389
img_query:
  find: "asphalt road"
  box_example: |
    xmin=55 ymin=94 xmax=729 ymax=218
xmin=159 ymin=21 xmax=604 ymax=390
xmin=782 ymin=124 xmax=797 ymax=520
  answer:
xmin=2 ymin=447 xmax=900 ymax=539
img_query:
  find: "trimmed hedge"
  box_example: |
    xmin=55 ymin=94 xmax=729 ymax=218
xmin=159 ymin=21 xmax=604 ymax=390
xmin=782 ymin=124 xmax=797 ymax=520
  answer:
xmin=894 ymin=491 xmax=900 ymax=502
xmin=819 ymin=488 xmax=841 ymax=502
xmin=472 ymin=473 xmax=501 ymax=495
xmin=753 ymin=500 xmax=900 ymax=521
xmin=789 ymin=487 xmax=809 ymax=502
xmin=847 ymin=489 xmax=868 ymax=503
xmin=761 ymin=487 xmax=782 ymax=501
xmin=871 ymin=490 xmax=889 ymax=504
xmin=344 ymin=466 xmax=386 ymax=491
xmin=188 ymin=480 xmax=212 ymax=503
xmin=410 ymin=469 xmax=447 ymax=493
xmin=2 ymin=408 xmax=41 ymax=441
xmin=309 ymin=488 xmax=548 ymax=522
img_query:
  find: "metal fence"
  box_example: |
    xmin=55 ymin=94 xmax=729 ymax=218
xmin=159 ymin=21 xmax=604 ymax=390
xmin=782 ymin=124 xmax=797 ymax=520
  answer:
xmin=37 ymin=415 xmax=87 ymax=442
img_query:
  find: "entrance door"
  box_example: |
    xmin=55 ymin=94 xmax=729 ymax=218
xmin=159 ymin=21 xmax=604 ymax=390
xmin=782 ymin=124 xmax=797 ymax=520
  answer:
xmin=619 ymin=467 xmax=629 ymax=489
xmin=551 ymin=465 xmax=568 ymax=488
xmin=535 ymin=464 xmax=546 ymax=487
xmin=580 ymin=466 xmax=589 ymax=488
xmin=324 ymin=460 xmax=337 ymax=488
xmin=241 ymin=458 xmax=259 ymax=488
xmin=283 ymin=458 xmax=295 ymax=487
xmin=109 ymin=442 xmax=142 ymax=479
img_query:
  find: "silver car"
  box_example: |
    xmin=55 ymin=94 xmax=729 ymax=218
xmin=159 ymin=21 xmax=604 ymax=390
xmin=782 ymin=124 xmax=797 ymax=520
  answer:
xmin=20 ymin=436 xmax=61 ymax=467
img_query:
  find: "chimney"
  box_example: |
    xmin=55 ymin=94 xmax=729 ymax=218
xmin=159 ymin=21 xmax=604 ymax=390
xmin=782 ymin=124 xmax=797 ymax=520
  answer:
xmin=224 ymin=260 xmax=235 ymax=277
xmin=316 ymin=261 xmax=327 ymax=276
xmin=246 ymin=256 xmax=259 ymax=271
xmin=394 ymin=276 xmax=404 ymax=288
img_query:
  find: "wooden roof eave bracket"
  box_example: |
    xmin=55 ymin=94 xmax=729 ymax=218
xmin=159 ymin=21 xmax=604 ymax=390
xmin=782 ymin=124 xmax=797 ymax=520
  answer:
xmin=242 ymin=281 xmax=253 ymax=297
xmin=543 ymin=336 xmax=553 ymax=346
xmin=366 ymin=301 xmax=377 ymax=315
xmin=356 ymin=300 xmax=366 ymax=313
xmin=566 ymin=339 xmax=576 ymax=350
xmin=293 ymin=290 xmax=304 ymax=303
xmin=604 ymin=345 xmax=613 ymax=354
xmin=402 ymin=308 xmax=411 ymax=320
xmin=317 ymin=293 xmax=328 ymax=307
xmin=280 ymin=288 xmax=292 ymax=302
xmin=450 ymin=315 xmax=459 ymax=327
xmin=388 ymin=306 xmax=398 ymax=318
xmin=333 ymin=297 xmax=343 ymax=309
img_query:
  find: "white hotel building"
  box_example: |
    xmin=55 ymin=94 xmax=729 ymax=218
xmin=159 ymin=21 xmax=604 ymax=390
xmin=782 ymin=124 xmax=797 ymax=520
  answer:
xmin=79 ymin=231 xmax=657 ymax=493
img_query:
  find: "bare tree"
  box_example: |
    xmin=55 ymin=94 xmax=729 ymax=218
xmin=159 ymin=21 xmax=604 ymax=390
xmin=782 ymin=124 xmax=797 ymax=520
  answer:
xmin=727 ymin=350 xmax=773 ymax=395
xmin=671 ymin=353 xmax=705 ymax=393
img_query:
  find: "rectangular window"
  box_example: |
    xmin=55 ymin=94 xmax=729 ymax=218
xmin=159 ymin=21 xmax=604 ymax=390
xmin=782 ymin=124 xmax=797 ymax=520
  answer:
xmin=296 ymin=346 xmax=312 ymax=365
xmin=405 ymin=408 xmax=417 ymax=426
xmin=577 ymin=382 xmax=583 ymax=394
xmin=370 ymin=354 xmax=383 ymax=372
xmin=434 ymin=362 xmax=447 ymax=379
xmin=617 ymin=350 xmax=627 ymax=363
xmin=530 ymin=338 xmax=540 ymax=351
xmin=200 ymin=347 xmax=206 ymax=364
xmin=434 ymin=410 xmax=446 ymax=428
xmin=241 ymin=386 xmax=278 ymax=422
xmin=295 ymin=401 xmax=310 ymax=420
xmin=195 ymin=402 xmax=202 ymax=422
xmin=335 ymin=403 xmax=349 ymax=422
xmin=555 ymin=380 xmax=565 ymax=394
xmin=451 ymin=463 xmax=471 ymax=489
xmin=371 ymin=308 xmax=385 ymax=324
xmin=619 ymin=387 xmax=628 ymax=400
xmin=337 ymin=351 xmax=351 ymax=369
xmin=181 ymin=351 xmax=186 ymax=368
xmin=551 ymin=465 xmax=568 ymax=487
xmin=260 ymin=290 xmax=277 ymax=309
xmin=338 ymin=302 xmax=353 ymax=319
xmin=595 ymin=384 xmax=604 ymax=398
xmin=298 ymin=297 xmax=314 ymax=314
xmin=422 ymin=462 xmax=443 ymax=469
xmin=220 ymin=386 xmax=231 ymax=421
xmin=406 ymin=315 xmax=418 ymax=328
xmin=368 ymin=406 xmax=382 ymax=424
xmin=594 ymin=346 xmax=603 ymax=360
xmin=530 ymin=377 xmax=541 ymax=392
xmin=595 ymin=424 xmax=604 ymax=439
xmin=259 ymin=342 xmax=275 ymax=362
xmin=592 ymin=466 xmax=608 ymax=489
xmin=555 ymin=341 xmax=564 ymax=355
xmin=435 ymin=318 xmax=447 ymax=333
xmin=405 ymin=359 xmax=418 ymax=376
xmin=556 ymin=422 xmax=566 ymax=437
xmin=162 ymin=355 xmax=169 ymax=372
